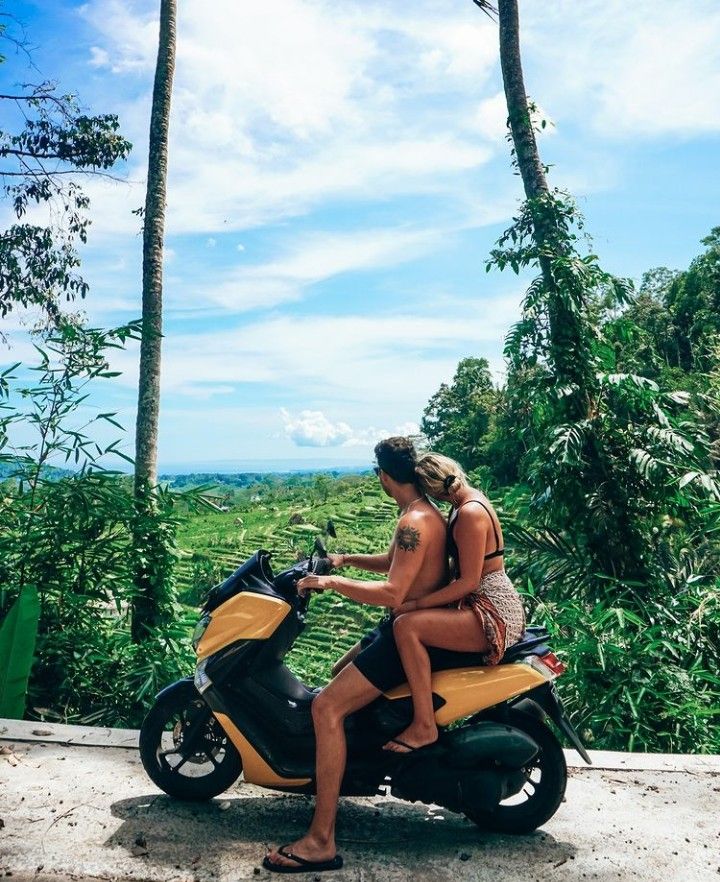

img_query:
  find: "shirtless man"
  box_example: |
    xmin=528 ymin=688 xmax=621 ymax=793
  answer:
xmin=264 ymin=436 xmax=448 ymax=874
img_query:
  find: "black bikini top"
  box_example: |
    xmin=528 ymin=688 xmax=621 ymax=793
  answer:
xmin=447 ymin=498 xmax=505 ymax=571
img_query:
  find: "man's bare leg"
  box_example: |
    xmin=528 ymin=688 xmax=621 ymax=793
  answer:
xmin=331 ymin=641 xmax=361 ymax=678
xmin=266 ymin=663 xmax=380 ymax=867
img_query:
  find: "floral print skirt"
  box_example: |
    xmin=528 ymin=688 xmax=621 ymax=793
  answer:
xmin=458 ymin=569 xmax=526 ymax=665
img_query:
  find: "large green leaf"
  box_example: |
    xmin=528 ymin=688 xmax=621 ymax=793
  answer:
xmin=0 ymin=585 xmax=40 ymax=719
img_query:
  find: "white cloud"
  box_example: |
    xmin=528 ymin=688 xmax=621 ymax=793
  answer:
xmin=97 ymin=294 xmax=521 ymax=411
xmin=281 ymin=410 xmax=422 ymax=449
xmin=524 ymin=0 xmax=720 ymax=138
xmin=66 ymin=0 xmax=720 ymax=250
xmin=470 ymin=93 xmax=508 ymax=143
xmin=281 ymin=409 xmax=354 ymax=447
xmin=89 ymin=46 xmax=110 ymax=67
xmin=185 ymin=224 xmax=452 ymax=313
xmin=76 ymin=0 xmax=499 ymax=239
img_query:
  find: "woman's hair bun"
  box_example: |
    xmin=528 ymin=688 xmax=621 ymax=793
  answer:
xmin=443 ymin=474 xmax=457 ymax=491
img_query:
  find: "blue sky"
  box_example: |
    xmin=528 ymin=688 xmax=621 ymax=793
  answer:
xmin=2 ymin=0 xmax=720 ymax=470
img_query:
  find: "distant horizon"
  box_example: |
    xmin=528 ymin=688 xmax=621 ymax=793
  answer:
xmin=1 ymin=455 xmax=372 ymax=478
xmin=156 ymin=457 xmax=370 ymax=476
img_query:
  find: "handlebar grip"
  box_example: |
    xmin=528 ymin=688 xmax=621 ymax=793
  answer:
xmin=314 ymin=557 xmax=333 ymax=576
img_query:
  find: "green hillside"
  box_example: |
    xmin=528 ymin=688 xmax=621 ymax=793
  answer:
xmin=174 ymin=473 xmax=400 ymax=684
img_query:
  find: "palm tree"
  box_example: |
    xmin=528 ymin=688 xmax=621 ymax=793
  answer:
xmin=132 ymin=0 xmax=177 ymax=642
xmin=491 ymin=0 xmax=547 ymax=200
xmin=477 ymin=0 xmax=594 ymax=414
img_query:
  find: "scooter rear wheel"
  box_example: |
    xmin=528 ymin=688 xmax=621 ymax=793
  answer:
xmin=463 ymin=708 xmax=567 ymax=834
xmin=140 ymin=685 xmax=242 ymax=800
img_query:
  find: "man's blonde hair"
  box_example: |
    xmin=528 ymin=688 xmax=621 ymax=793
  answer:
xmin=415 ymin=452 xmax=468 ymax=498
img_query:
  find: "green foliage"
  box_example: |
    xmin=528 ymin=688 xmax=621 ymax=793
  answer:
xmin=489 ymin=192 xmax=719 ymax=585
xmin=421 ymin=357 xmax=499 ymax=470
xmin=0 ymin=318 xmax=200 ymax=725
xmin=0 ymin=320 xmax=142 ymax=611
xmin=130 ymin=480 xmax=183 ymax=641
xmin=605 ymin=231 xmax=720 ymax=381
xmin=473 ymin=190 xmax=720 ymax=752
xmin=34 ymin=606 xmax=196 ymax=727
xmin=0 ymin=585 xmax=40 ymax=718
xmin=0 ymin=75 xmax=131 ymax=329
xmin=527 ymin=576 xmax=720 ymax=753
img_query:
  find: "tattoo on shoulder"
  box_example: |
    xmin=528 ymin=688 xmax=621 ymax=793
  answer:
xmin=396 ymin=525 xmax=421 ymax=552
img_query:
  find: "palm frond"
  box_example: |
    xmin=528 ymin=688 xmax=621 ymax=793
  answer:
xmin=471 ymin=0 xmax=498 ymax=18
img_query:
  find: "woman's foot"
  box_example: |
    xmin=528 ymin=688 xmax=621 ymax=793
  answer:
xmin=265 ymin=834 xmax=337 ymax=870
xmin=382 ymin=721 xmax=438 ymax=753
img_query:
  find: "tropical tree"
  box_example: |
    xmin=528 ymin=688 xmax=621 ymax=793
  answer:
xmin=131 ymin=0 xmax=177 ymax=642
xmin=0 ymin=26 xmax=131 ymax=338
xmin=464 ymin=0 xmax=720 ymax=750
xmin=421 ymin=357 xmax=498 ymax=470
xmin=472 ymin=0 xmax=719 ymax=588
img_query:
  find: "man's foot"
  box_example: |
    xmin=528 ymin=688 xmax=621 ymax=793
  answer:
xmin=264 ymin=834 xmax=339 ymax=873
xmin=382 ymin=722 xmax=439 ymax=753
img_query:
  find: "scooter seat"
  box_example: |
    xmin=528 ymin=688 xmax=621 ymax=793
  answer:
xmin=500 ymin=626 xmax=551 ymax=664
xmin=422 ymin=626 xmax=550 ymax=673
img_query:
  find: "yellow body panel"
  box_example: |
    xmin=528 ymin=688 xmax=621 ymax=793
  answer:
xmin=385 ymin=663 xmax=547 ymax=726
xmin=197 ymin=592 xmax=290 ymax=661
xmin=215 ymin=712 xmax=311 ymax=788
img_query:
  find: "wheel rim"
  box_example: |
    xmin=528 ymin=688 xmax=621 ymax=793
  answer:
xmin=499 ymin=758 xmax=545 ymax=808
xmin=156 ymin=700 xmax=233 ymax=780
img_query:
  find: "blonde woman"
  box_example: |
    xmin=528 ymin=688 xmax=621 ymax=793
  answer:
xmin=383 ymin=453 xmax=526 ymax=754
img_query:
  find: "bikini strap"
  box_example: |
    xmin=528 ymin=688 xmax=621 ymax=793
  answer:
xmin=451 ymin=498 xmax=502 ymax=555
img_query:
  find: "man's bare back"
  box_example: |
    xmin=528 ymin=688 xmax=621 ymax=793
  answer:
xmin=390 ymin=499 xmax=448 ymax=602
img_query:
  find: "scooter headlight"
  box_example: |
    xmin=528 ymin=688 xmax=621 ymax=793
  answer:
xmin=192 ymin=613 xmax=211 ymax=651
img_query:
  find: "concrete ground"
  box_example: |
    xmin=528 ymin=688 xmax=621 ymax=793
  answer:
xmin=1 ymin=720 xmax=719 ymax=882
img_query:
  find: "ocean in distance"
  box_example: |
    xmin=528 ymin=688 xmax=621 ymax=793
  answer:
xmin=157 ymin=457 xmax=370 ymax=476
xmin=0 ymin=457 xmax=370 ymax=480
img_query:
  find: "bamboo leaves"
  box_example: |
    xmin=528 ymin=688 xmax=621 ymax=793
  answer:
xmin=0 ymin=585 xmax=40 ymax=719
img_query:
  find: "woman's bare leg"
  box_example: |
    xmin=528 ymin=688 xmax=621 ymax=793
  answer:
xmin=384 ymin=609 xmax=490 ymax=752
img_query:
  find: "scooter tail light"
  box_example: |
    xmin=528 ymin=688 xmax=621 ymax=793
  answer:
xmin=538 ymin=651 xmax=566 ymax=676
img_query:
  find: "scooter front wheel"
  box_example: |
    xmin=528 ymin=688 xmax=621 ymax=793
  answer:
xmin=463 ymin=708 xmax=567 ymax=834
xmin=139 ymin=685 xmax=242 ymax=800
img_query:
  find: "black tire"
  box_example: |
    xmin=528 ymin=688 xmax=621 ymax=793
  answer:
xmin=139 ymin=685 xmax=242 ymax=800
xmin=463 ymin=708 xmax=567 ymax=834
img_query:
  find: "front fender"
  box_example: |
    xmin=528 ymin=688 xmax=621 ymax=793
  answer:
xmin=155 ymin=676 xmax=196 ymax=702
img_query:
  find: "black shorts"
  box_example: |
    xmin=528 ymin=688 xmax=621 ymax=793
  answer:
xmin=353 ymin=616 xmax=406 ymax=692
xmin=353 ymin=614 xmax=489 ymax=693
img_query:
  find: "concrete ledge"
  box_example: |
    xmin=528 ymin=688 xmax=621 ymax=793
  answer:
xmin=2 ymin=717 xmax=719 ymax=773
xmin=0 ymin=717 xmax=140 ymax=749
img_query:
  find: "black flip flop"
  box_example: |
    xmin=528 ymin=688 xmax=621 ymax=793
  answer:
xmin=262 ymin=845 xmax=343 ymax=874
xmin=382 ymin=737 xmax=439 ymax=754
xmin=382 ymin=737 xmax=416 ymax=753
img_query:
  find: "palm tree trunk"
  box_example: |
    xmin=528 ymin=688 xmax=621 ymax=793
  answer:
xmin=495 ymin=0 xmax=592 ymax=412
xmin=131 ymin=0 xmax=176 ymax=642
xmin=497 ymin=0 xmax=547 ymax=201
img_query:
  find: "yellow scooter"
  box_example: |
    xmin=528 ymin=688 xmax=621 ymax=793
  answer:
xmin=140 ymin=541 xmax=590 ymax=833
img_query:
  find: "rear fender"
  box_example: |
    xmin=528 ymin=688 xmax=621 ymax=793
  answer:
xmin=443 ymin=721 xmax=539 ymax=770
xmin=519 ymin=683 xmax=592 ymax=764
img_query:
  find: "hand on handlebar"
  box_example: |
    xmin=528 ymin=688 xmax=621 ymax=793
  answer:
xmin=327 ymin=552 xmax=344 ymax=569
xmin=297 ymin=574 xmax=330 ymax=594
